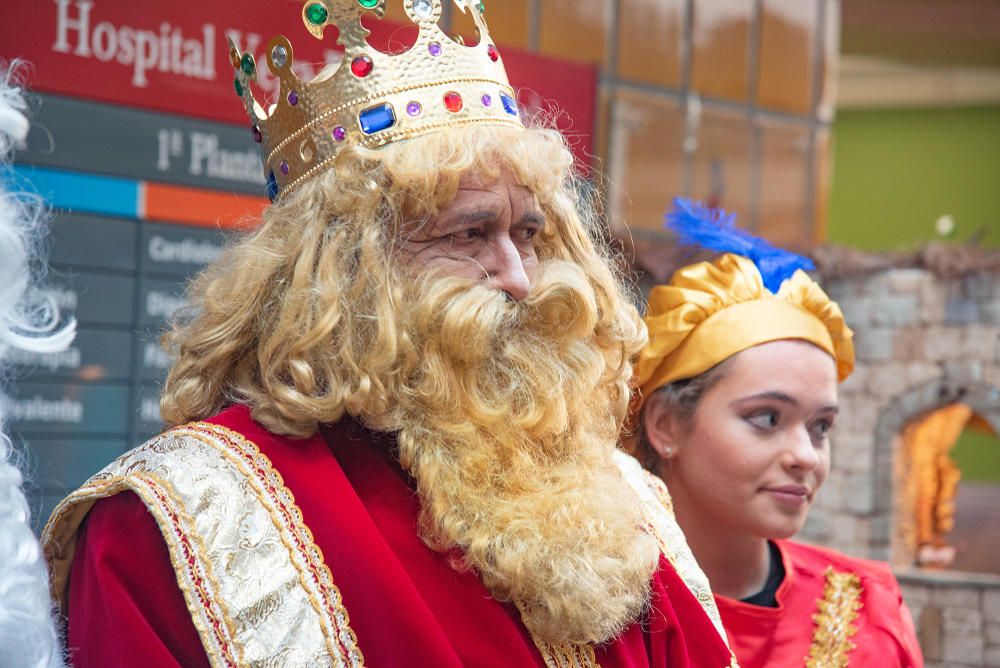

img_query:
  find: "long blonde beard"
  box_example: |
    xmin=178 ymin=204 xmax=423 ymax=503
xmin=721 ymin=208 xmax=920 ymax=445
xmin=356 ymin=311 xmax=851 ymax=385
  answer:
xmin=378 ymin=261 xmax=660 ymax=646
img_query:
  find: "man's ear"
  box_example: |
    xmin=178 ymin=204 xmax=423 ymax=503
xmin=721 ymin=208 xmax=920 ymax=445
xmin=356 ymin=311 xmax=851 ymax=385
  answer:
xmin=642 ymin=395 xmax=684 ymax=460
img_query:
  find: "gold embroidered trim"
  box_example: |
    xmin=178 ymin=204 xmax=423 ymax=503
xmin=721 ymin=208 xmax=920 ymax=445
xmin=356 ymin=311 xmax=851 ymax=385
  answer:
xmin=183 ymin=422 xmax=364 ymax=666
xmin=135 ymin=474 xmax=242 ymax=667
xmin=805 ymin=567 xmax=863 ymax=668
xmin=642 ymin=472 xmax=741 ymax=668
xmin=515 ymin=601 xmax=599 ymax=668
xmin=534 ymin=641 xmax=600 ymax=668
xmin=45 ymin=423 xmax=364 ymax=667
xmin=642 ymin=475 xmax=680 ymax=572
xmin=45 ymin=473 xmax=242 ymax=668
xmin=614 ymin=453 xmax=731 ymax=644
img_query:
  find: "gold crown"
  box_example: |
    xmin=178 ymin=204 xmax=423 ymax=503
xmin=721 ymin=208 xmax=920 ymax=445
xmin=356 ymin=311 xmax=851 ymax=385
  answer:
xmin=228 ymin=0 xmax=524 ymax=201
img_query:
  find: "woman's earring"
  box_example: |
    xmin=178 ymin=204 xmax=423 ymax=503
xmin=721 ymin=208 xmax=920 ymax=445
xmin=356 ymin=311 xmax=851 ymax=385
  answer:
xmin=664 ymin=446 xmax=673 ymax=457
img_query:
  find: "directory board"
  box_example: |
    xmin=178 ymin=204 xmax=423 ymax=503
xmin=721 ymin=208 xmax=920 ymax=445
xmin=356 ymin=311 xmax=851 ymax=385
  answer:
xmin=2 ymin=95 xmax=266 ymax=528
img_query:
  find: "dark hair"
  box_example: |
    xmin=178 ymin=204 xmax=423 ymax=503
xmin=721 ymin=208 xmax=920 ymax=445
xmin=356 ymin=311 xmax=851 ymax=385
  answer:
xmin=636 ymin=357 xmax=734 ymax=470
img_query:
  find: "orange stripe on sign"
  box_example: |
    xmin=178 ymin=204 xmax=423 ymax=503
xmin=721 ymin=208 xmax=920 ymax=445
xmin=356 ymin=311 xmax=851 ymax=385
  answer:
xmin=144 ymin=182 xmax=269 ymax=229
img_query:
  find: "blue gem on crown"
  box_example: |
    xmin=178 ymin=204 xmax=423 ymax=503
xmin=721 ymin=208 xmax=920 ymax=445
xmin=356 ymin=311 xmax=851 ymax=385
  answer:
xmin=501 ymin=93 xmax=518 ymax=116
xmin=266 ymin=171 xmax=279 ymax=202
xmin=360 ymin=103 xmax=398 ymax=135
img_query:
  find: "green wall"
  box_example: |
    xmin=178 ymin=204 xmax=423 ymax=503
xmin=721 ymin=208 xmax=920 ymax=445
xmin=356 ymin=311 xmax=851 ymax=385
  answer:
xmin=952 ymin=429 xmax=1000 ymax=484
xmin=828 ymin=106 xmax=1000 ymax=250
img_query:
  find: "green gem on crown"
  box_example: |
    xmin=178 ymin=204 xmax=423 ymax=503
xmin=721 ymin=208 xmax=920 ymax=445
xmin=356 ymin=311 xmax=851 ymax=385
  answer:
xmin=240 ymin=53 xmax=255 ymax=76
xmin=234 ymin=78 xmax=244 ymax=97
xmin=477 ymin=1 xmax=485 ymax=14
xmin=358 ymin=0 xmax=379 ymax=8
xmin=306 ymin=3 xmax=329 ymax=24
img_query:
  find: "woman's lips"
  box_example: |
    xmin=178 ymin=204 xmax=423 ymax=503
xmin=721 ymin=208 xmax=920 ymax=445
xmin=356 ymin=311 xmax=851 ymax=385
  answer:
xmin=763 ymin=485 xmax=810 ymax=507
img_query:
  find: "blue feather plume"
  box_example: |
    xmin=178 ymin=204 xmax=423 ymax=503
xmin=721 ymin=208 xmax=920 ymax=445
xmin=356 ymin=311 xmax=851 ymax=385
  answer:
xmin=665 ymin=197 xmax=815 ymax=293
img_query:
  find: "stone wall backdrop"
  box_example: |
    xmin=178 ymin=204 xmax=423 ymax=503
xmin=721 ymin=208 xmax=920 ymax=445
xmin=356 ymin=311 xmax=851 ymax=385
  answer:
xmin=798 ymin=266 xmax=1000 ymax=668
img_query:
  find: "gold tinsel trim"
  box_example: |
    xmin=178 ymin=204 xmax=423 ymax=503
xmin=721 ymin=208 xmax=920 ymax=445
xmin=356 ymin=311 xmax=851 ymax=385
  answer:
xmin=805 ymin=567 xmax=863 ymax=668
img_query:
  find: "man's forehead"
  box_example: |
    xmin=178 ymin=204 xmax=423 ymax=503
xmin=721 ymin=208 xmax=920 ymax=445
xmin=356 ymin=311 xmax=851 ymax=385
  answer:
xmin=452 ymin=170 xmax=539 ymax=201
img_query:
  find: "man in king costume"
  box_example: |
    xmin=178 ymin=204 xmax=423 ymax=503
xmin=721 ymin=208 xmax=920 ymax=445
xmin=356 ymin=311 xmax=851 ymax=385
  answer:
xmin=42 ymin=2 xmax=737 ymax=666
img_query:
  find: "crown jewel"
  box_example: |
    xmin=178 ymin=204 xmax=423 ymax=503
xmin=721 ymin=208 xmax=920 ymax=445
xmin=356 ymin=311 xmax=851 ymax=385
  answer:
xmin=229 ymin=0 xmax=523 ymax=201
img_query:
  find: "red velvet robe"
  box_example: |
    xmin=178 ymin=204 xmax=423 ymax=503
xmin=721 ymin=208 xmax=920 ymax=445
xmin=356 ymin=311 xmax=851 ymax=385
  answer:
xmin=715 ymin=540 xmax=923 ymax=668
xmin=65 ymin=405 xmax=735 ymax=666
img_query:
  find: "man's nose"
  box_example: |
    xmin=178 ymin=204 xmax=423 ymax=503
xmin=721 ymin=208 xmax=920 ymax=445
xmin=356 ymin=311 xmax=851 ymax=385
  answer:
xmin=484 ymin=236 xmax=531 ymax=301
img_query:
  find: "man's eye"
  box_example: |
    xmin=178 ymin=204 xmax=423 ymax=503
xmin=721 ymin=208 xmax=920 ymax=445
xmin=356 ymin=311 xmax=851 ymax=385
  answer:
xmin=745 ymin=410 xmax=779 ymax=430
xmin=515 ymin=226 xmax=540 ymax=241
xmin=453 ymin=228 xmax=484 ymax=241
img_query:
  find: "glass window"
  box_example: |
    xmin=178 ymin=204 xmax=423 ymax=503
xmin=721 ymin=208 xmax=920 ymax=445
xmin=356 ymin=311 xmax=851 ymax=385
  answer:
xmin=482 ymin=0 xmax=531 ymax=49
xmin=540 ymin=0 xmax=611 ymax=65
xmin=690 ymin=0 xmax=752 ymax=102
xmin=607 ymin=88 xmax=685 ymax=238
xmin=757 ymin=118 xmax=813 ymax=248
xmin=617 ymin=0 xmax=685 ymax=87
xmin=816 ymin=0 xmax=839 ymax=122
xmin=757 ymin=0 xmax=819 ymax=114
xmin=689 ymin=107 xmax=754 ymax=230
xmin=811 ymin=125 xmax=832 ymax=243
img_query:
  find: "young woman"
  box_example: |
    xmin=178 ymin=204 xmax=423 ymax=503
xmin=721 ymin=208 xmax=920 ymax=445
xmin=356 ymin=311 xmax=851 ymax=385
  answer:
xmin=630 ymin=199 xmax=924 ymax=667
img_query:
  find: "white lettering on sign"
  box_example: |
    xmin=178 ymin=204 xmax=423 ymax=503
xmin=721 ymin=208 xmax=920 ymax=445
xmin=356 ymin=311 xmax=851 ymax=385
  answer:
xmin=146 ymin=291 xmax=186 ymax=319
xmin=5 ymin=346 xmax=83 ymax=372
xmin=189 ymin=132 xmax=263 ymax=183
xmin=52 ymin=0 xmax=216 ymax=88
xmin=156 ymin=128 xmax=264 ymax=185
xmin=142 ymin=342 xmax=173 ymax=370
xmin=148 ymin=235 xmax=222 ymax=265
xmin=156 ymin=129 xmax=184 ymax=172
xmin=3 ymin=395 xmax=84 ymax=423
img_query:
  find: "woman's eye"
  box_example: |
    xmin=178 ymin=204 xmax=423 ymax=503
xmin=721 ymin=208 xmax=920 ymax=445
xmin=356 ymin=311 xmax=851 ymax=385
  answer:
xmin=745 ymin=410 xmax=779 ymax=430
xmin=810 ymin=419 xmax=834 ymax=439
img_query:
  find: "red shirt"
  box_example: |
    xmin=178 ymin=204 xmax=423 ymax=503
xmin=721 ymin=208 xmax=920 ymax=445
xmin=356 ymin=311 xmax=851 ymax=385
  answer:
xmin=66 ymin=405 xmax=735 ymax=667
xmin=715 ymin=540 xmax=923 ymax=668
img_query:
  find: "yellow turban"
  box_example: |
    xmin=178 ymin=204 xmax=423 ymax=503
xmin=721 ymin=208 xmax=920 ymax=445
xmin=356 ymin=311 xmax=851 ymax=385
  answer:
xmin=633 ymin=253 xmax=855 ymax=406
